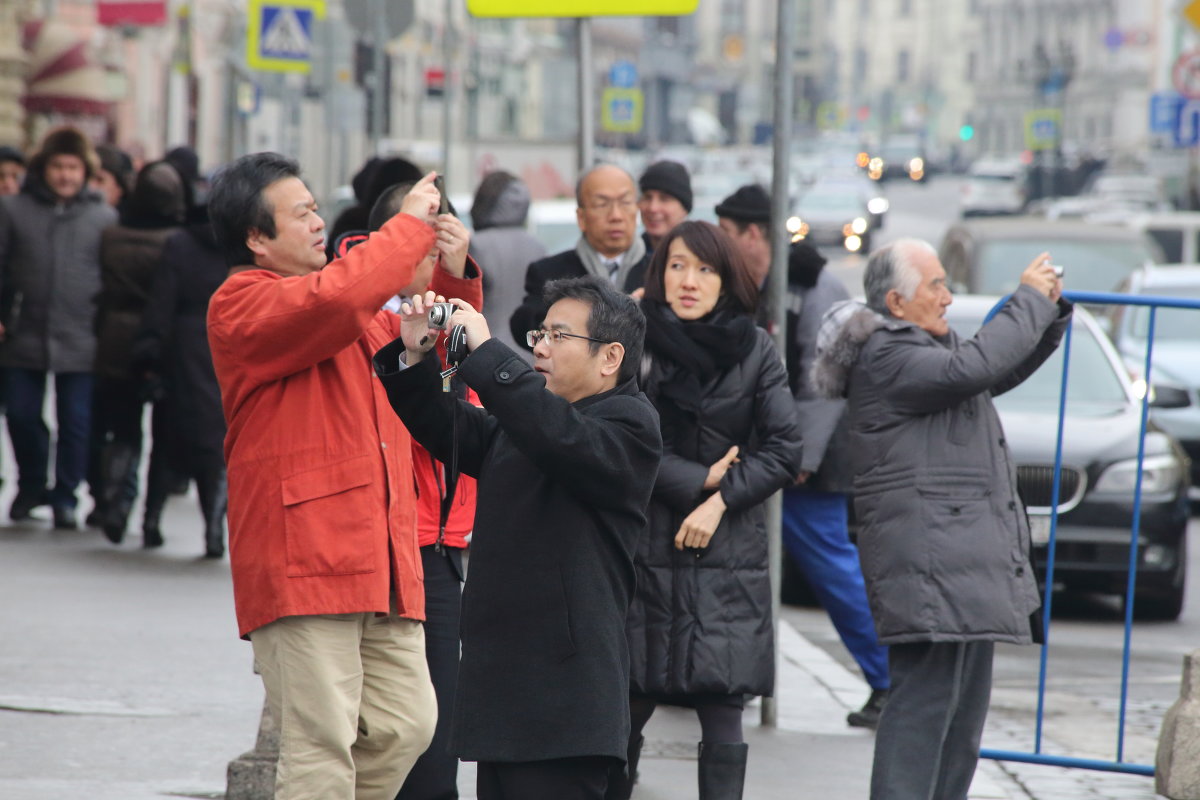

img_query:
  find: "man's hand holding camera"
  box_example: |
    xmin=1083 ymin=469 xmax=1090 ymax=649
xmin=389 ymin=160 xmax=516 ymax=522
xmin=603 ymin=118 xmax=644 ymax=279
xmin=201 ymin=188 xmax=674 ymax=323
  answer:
xmin=1020 ymin=251 xmax=1064 ymax=302
xmin=399 ymin=291 xmax=492 ymax=365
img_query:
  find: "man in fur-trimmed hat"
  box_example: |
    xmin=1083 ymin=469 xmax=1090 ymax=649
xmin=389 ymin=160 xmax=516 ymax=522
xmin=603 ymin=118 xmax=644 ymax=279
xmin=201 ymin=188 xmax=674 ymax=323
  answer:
xmin=0 ymin=126 xmax=117 ymax=528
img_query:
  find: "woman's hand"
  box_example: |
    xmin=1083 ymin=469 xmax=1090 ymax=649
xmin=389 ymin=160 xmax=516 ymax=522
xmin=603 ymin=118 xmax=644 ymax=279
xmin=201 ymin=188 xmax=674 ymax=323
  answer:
xmin=434 ymin=214 xmax=470 ymax=278
xmin=399 ymin=290 xmax=445 ymax=363
xmin=674 ymin=491 xmax=728 ymax=551
xmin=703 ymin=445 xmax=739 ymax=490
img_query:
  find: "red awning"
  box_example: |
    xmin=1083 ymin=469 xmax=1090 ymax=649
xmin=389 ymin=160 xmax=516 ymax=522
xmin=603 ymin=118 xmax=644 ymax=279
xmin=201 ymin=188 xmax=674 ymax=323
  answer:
xmin=21 ymin=20 xmax=114 ymax=116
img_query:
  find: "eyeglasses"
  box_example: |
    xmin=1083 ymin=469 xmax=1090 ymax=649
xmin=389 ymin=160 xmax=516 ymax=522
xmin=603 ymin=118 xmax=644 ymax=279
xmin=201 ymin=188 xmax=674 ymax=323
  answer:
xmin=583 ymin=197 xmax=638 ymax=213
xmin=526 ymin=329 xmax=612 ymax=347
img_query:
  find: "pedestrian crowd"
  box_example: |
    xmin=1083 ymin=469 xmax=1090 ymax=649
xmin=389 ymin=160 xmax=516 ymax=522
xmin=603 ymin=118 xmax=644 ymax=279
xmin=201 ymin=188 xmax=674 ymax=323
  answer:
xmin=1 ymin=127 xmax=1069 ymax=800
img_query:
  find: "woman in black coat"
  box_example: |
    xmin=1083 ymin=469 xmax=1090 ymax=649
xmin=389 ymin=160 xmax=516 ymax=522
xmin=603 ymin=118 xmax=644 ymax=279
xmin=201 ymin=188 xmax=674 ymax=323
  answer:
xmin=620 ymin=221 xmax=803 ymax=799
xmin=130 ymin=206 xmax=228 ymax=557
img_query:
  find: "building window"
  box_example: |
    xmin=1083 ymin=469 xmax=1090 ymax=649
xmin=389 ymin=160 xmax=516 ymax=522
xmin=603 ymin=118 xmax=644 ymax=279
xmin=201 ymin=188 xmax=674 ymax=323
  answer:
xmin=720 ymin=0 xmax=741 ymax=34
xmin=860 ymin=0 xmax=870 ymax=16
xmin=967 ymin=51 xmax=977 ymax=82
xmin=854 ymin=46 xmax=868 ymax=82
xmin=899 ymin=0 xmax=912 ymax=15
xmin=897 ymin=50 xmax=910 ymax=83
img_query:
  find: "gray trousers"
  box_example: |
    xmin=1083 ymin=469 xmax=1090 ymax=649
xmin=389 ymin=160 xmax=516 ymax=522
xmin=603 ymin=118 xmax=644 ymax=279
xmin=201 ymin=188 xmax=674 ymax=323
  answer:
xmin=870 ymin=640 xmax=995 ymax=800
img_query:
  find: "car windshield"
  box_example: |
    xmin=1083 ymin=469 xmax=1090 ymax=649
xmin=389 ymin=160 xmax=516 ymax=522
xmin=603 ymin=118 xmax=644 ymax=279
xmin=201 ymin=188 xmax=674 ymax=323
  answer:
xmin=947 ymin=312 xmax=1129 ymax=415
xmin=975 ymin=239 xmax=1154 ymax=294
xmin=1126 ymin=287 xmax=1200 ymax=341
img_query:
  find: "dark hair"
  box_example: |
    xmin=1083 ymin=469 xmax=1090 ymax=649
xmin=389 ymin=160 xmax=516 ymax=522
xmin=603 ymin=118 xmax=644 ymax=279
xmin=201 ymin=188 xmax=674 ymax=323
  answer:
xmin=367 ymin=181 xmax=418 ymax=232
xmin=208 ymin=152 xmax=302 ymax=267
xmin=123 ymin=160 xmax=188 ymax=229
xmin=94 ymin=144 xmax=135 ymax=197
xmin=471 ymin=170 xmax=517 ymax=230
xmin=542 ymin=275 xmax=646 ymax=385
xmin=641 ymin=220 xmax=759 ymax=316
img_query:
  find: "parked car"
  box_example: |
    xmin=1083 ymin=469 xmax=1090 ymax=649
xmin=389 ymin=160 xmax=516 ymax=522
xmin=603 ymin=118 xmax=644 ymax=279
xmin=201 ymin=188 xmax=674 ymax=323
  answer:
xmin=960 ymin=158 xmax=1026 ymax=217
xmin=527 ymin=198 xmax=582 ymax=254
xmin=946 ymin=296 xmax=1190 ymax=620
xmin=939 ymin=218 xmax=1164 ymax=295
xmin=787 ymin=181 xmax=875 ymax=254
xmin=1109 ymin=265 xmax=1200 ymax=498
xmin=1122 ymin=211 xmax=1200 ymax=265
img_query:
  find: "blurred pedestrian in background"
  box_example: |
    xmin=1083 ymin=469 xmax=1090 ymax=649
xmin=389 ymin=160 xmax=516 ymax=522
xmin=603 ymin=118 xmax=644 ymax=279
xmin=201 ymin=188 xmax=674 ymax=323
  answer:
xmin=0 ymin=127 xmax=116 ymax=527
xmin=0 ymin=146 xmax=25 ymax=196
xmin=91 ymin=143 xmax=135 ymax=210
xmin=328 ymin=156 xmax=423 ymax=259
xmin=813 ymin=240 xmax=1068 ymax=800
xmin=469 ymin=170 xmax=545 ymax=357
xmin=637 ymin=160 xmax=692 ymax=254
xmin=717 ymin=184 xmax=891 ymax=729
xmin=510 ymin=164 xmax=648 ymax=348
xmin=620 ymin=221 xmax=802 ymax=800
xmin=131 ymin=193 xmax=228 ymax=556
xmin=91 ymin=160 xmax=188 ymax=545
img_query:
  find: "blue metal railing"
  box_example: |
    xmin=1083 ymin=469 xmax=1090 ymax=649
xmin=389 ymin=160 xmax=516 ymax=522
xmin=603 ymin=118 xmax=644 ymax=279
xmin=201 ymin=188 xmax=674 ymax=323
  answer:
xmin=979 ymin=289 xmax=1200 ymax=778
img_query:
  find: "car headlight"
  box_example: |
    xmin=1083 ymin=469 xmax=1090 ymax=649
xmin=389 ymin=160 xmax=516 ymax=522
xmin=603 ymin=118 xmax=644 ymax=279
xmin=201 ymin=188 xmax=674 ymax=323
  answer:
xmin=1093 ymin=454 xmax=1183 ymax=495
xmin=786 ymin=216 xmax=803 ymax=233
xmin=850 ymin=216 xmax=868 ymax=234
xmin=867 ymin=197 xmax=889 ymax=214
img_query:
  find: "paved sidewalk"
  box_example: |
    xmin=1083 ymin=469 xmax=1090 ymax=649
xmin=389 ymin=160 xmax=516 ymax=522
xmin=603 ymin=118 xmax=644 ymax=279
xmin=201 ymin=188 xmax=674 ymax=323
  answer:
xmin=0 ymin=495 xmax=1162 ymax=799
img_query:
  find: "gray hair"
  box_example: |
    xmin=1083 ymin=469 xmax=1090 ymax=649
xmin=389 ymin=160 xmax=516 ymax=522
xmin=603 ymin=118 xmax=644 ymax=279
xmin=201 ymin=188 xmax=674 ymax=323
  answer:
xmin=863 ymin=238 xmax=936 ymax=313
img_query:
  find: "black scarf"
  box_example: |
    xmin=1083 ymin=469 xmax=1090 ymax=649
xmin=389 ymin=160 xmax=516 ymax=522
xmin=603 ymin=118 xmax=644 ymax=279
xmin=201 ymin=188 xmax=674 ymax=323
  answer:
xmin=642 ymin=300 xmax=758 ymax=414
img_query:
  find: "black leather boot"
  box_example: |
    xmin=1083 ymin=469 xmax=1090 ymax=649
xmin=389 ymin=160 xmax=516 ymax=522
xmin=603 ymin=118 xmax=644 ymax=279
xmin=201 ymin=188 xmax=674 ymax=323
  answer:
xmin=196 ymin=466 xmax=227 ymax=559
xmin=604 ymin=734 xmax=644 ymax=800
xmin=141 ymin=454 xmax=171 ymax=549
xmin=697 ymin=742 xmax=748 ymax=800
xmin=99 ymin=444 xmax=138 ymax=544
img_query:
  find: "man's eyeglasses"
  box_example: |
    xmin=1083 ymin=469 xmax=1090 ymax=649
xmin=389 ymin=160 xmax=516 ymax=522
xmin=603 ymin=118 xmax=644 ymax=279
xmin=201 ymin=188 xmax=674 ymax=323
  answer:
xmin=584 ymin=197 xmax=637 ymax=214
xmin=526 ymin=329 xmax=612 ymax=347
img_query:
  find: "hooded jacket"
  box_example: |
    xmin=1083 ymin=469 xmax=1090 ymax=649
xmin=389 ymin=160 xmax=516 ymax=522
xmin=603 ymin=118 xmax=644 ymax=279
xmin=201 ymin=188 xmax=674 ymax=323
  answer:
xmin=812 ymin=286 xmax=1070 ymax=644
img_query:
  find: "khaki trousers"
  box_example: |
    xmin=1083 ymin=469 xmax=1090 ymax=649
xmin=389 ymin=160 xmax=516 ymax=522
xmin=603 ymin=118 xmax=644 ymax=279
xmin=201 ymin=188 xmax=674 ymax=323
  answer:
xmin=250 ymin=605 xmax=438 ymax=800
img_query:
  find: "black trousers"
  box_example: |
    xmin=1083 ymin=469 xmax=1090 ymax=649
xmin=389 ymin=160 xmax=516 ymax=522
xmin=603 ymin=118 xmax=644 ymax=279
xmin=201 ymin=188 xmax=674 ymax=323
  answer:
xmin=397 ymin=545 xmax=464 ymax=800
xmin=477 ymin=756 xmax=619 ymax=800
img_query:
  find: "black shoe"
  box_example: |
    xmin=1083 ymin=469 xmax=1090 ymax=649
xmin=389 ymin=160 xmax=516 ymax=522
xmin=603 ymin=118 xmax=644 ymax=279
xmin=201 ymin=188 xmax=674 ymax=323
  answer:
xmin=85 ymin=507 xmax=104 ymax=528
xmin=10 ymin=489 xmax=49 ymax=521
xmin=143 ymin=527 xmax=164 ymax=549
xmin=847 ymin=688 xmax=889 ymax=729
xmin=52 ymin=505 xmax=77 ymax=530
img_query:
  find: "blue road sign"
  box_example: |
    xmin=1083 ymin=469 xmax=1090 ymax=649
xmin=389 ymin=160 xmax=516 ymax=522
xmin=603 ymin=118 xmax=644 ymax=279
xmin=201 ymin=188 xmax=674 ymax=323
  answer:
xmin=1175 ymin=99 xmax=1200 ymax=147
xmin=247 ymin=0 xmax=323 ymax=72
xmin=1151 ymin=91 xmax=1185 ymax=134
xmin=609 ymin=60 xmax=638 ymax=88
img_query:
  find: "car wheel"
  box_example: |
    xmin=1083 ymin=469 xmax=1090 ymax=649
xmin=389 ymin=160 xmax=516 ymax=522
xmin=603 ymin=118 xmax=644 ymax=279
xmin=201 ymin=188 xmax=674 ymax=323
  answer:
xmin=1132 ymin=537 xmax=1187 ymax=621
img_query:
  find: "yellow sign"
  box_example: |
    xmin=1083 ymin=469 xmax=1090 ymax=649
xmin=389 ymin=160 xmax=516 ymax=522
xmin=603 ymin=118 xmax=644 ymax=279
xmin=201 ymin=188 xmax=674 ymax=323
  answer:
xmin=601 ymin=88 xmax=644 ymax=133
xmin=468 ymin=0 xmax=697 ymax=17
xmin=1024 ymin=108 xmax=1062 ymax=151
xmin=1186 ymin=0 xmax=1200 ymax=31
xmin=247 ymin=0 xmax=326 ymax=74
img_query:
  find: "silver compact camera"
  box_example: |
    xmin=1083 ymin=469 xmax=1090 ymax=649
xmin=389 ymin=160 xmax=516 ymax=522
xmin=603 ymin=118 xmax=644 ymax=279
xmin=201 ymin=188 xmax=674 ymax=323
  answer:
xmin=1050 ymin=264 xmax=1064 ymax=278
xmin=427 ymin=302 xmax=457 ymax=330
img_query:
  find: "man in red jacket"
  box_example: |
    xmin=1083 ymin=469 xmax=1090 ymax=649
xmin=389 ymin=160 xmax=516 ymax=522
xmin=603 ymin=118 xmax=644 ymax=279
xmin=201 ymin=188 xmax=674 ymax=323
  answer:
xmin=206 ymin=153 xmax=480 ymax=800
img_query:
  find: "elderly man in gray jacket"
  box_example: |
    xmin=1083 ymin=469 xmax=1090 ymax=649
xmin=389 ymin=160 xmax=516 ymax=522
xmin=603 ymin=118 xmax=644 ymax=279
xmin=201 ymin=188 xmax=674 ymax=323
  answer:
xmin=813 ymin=238 xmax=1069 ymax=800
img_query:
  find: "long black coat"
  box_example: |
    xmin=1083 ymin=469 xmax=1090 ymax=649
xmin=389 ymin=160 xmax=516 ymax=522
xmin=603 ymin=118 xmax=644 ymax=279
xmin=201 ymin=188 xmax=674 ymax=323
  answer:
xmin=131 ymin=223 xmax=227 ymax=469
xmin=627 ymin=327 xmax=803 ymax=697
xmin=374 ymin=337 xmax=663 ymax=763
xmin=508 ymin=248 xmax=649 ymax=348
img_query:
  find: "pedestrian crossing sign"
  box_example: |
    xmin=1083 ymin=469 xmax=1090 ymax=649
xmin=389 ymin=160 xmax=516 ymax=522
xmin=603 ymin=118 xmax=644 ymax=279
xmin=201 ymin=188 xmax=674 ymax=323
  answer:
xmin=247 ymin=0 xmax=325 ymax=73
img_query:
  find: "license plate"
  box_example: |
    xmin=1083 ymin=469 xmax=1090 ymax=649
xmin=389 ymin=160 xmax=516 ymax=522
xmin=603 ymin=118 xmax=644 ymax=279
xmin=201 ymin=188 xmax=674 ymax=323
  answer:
xmin=1028 ymin=515 xmax=1052 ymax=546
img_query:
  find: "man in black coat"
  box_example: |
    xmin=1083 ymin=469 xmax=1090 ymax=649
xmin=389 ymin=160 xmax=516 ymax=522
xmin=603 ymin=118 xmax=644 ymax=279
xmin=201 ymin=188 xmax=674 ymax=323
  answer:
xmin=508 ymin=165 xmax=650 ymax=349
xmin=375 ymin=275 xmax=662 ymax=800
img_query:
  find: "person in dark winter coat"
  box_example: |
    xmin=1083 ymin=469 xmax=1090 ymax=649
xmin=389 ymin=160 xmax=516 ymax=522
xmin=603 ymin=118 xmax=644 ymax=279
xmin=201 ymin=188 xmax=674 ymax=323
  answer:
xmin=509 ymin=164 xmax=650 ymax=349
xmin=812 ymin=239 xmax=1070 ymax=800
xmin=637 ymin=160 xmax=692 ymax=254
xmin=717 ymin=184 xmax=891 ymax=729
xmin=91 ymin=143 xmax=135 ymax=210
xmin=92 ymin=161 xmax=188 ymax=545
xmin=0 ymin=126 xmax=118 ymax=528
xmin=620 ymin=221 xmax=803 ymax=800
xmin=470 ymin=170 xmax=546 ymax=357
xmin=376 ymin=276 xmax=662 ymax=800
xmin=130 ymin=201 xmax=229 ymax=557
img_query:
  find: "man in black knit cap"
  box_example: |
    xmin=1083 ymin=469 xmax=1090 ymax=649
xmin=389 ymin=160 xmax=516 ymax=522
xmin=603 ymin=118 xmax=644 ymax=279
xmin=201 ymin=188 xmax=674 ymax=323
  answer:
xmin=637 ymin=160 xmax=692 ymax=254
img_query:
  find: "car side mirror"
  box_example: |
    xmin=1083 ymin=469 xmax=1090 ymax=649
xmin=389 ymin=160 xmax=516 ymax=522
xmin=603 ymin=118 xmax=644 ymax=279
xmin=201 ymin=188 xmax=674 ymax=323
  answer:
xmin=1150 ymin=384 xmax=1192 ymax=409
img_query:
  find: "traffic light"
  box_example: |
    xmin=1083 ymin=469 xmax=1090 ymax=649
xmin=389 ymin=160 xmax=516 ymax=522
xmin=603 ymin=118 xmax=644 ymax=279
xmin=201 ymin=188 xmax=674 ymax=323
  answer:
xmin=959 ymin=123 xmax=975 ymax=142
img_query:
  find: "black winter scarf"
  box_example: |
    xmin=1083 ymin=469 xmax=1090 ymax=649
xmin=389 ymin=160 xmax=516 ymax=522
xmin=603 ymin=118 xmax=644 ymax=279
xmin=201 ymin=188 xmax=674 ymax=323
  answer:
xmin=642 ymin=300 xmax=758 ymax=414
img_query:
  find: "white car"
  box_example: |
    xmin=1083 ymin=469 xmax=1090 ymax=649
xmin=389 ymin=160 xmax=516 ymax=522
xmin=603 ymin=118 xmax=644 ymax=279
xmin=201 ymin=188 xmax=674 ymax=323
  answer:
xmin=960 ymin=159 xmax=1026 ymax=217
